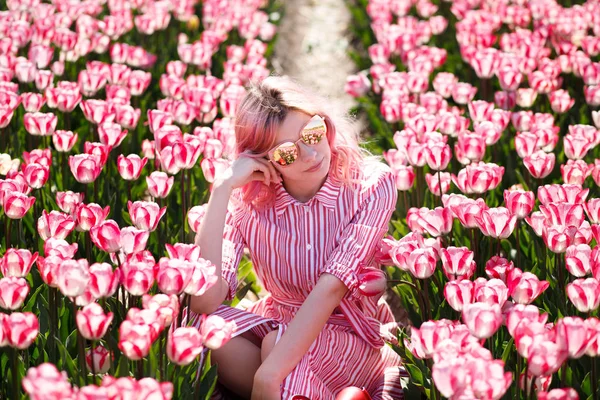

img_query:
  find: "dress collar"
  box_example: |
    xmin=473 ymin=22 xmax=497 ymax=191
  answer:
xmin=273 ymin=173 xmax=342 ymax=216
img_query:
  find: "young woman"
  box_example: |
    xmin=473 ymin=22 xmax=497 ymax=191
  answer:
xmin=190 ymin=76 xmax=406 ymax=400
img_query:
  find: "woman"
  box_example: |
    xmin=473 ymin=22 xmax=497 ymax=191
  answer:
xmin=190 ymin=76 xmax=406 ymax=400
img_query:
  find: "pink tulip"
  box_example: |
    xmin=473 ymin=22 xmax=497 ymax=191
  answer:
xmin=440 ymin=246 xmax=475 ymax=280
xmin=115 ymin=104 xmax=141 ymax=130
xmin=503 ymin=189 xmax=535 ymax=219
xmin=424 ymin=142 xmax=451 ymax=171
xmin=76 ymin=302 xmax=114 ymax=340
xmin=118 ymin=320 xmax=153 ymax=360
xmin=200 ymin=158 xmax=230 ymax=183
xmin=165 ymin=244 xmax=200 ymax=262
xmin=405 ymin=320 xmax=455 ymax=359
xmin=36 ymin=256 xmax=62 ymax=288
xmin=86 ymin=345 xmax=111 ymax=374
xmin=120 ymin=227 xmax=149 ymax=255
xmin=23 ymin=112 xmax=57 ymax=136
xmin=3 ymin=312 xmax=39 ymax=349
xmin=120 ymin=261 xmax=155 ymax=296
xmin=561 ymin=159 xmax=593 ymax=186
xmin=414 ymin=207 xmax=453 ymax=237
xmin=451 ymin=82 xmax=477 ymax=104
xmin=127 ymin=308 xmax=164 ymax=342
xmin=538 ymin=184 xmax=589 ymax=205
xmin=37 ymin=210 xmax=76 ymax=241
xmin=0 ymin=248 xmax=38 ymax=277
xmin=485 ymin=256 xmax=515 ymax=282
xmin=456 ymin=132 xmax=486 ymax=162
xmin=475 ymin=207 xmax=517 ymax=239
xmin=142 ymin=294 xmax=179 ymax=328
xmin=2 ymin=191 xmax=35 ymax=219
xmin=167 ymin=327 xmax=203 ymax=366
xmin=117 ymin=154 xmax=147 ymax=181
xmin=56 ymin=191 xmax=84 ymax=214
xmin=344 ymin=73 xmax=371 ymax=97
xmin=538 ymin=388 xmax=579 ymax=400
xmin=543 ymin=225 xmax=577 ymax=253
xmin=506 ymin=304 xmax=548 ymax=338
xmin=146 ymin=171 xmax=174 ymax=198
xmin=567 ymin=278 xmax=600 ymax=313
xmin=155 ymin=257 xmax=194 ymax=295
xmin=199 ymin=315 xmax=236 ymax=350
xmin=565 ymin=244 xmax=593 ymax=277
xmin=57 ymin=259 xmax=90 ymax=297
xmin=585 ymin=318 xmax=600 ymax=357
xmin=523 ymin=151 xmax=555 ymax=179
xmin=80 ymin=99 xmax=116 ymax=125
xmin=425 ymin=172 xmax=451 ymax=196
xmin=98 ymin=122 xmax=128 ymax=148
xmin=84 ymin=142 xmax=111 ymax=167
xmin=356 ymin=267 xmax=387 ymax=298
xmin=22 ymin=363 xmax=73 ymax=399
xmin=468 ymin=358 xmax=512 ymax=400
xmin=128 ymin=201 xmax=166 ymax=232
xmin=21 ymin=93 xmax=45 ymax=112
xmin=52 ymin=130 xmax=78 ymax=152
xmin=90 ymin=220 xmax=121 ymax=253
xmin=406 ymin=247 xmax=437 ymax=279
xmin=556 ymin=317 xmax=593 ymax=359
xmin=89 ymin=263 xmax=120 ymax=299
xmin=444 ymin=195 xmax=487 ymax=229
xmin=69 ymin=154 xmax=103 ymax=184
xmin=519 ymin=371 xmax=552 ymax=394
xmin=76 ymin=203 xmax=110 ymax=232
xmin=540 ymin=203 xmax=585 ymax=228
xmin=23 ymin=148 xmax=52 ymax=168
xmin=508 ymin=270 xmax=550 ymax=304
xmin=563 ymin=134 xmax=591 ymax=160
xmin=462 ymin=302 xmax=502 ymax=339
xmin=473 ymin=278 xmax=508 ymax=307
xmin=549 ymin=90 xmax=575 ymax=114
xmin=444 ymin=280 xmax=474 ymax=312
xmin=0 ymin=277 xmax=29 ymax=310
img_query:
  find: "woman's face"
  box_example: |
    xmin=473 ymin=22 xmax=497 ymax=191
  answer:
xmin=269 ymin=110 xmax=331 ymax=182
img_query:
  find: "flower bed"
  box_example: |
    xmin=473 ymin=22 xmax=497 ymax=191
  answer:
xmin=345 ymin=0 xmax=600 ymax=398
xmin=0 ymin=0 xmax=282 ymax=398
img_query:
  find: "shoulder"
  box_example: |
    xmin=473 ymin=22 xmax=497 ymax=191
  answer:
xmin=349 ymin=159 xmax=396 ymax=197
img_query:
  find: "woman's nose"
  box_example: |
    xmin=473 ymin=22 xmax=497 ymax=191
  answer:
xmin=298 ymin=142 xmax=318 ymax=162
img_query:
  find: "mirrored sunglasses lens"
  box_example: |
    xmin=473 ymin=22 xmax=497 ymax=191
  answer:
xmin=301 ymin=118 xmax=326 ymax=145
xmin=272 ymin=143 xmax=298 ymax=166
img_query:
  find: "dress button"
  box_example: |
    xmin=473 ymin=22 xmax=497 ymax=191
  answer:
xmin=306 ymin=244 xmax=312 ymax=250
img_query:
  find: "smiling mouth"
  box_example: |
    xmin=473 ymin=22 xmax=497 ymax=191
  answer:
xmin=305 ymin=159 xmax=323 ymax=172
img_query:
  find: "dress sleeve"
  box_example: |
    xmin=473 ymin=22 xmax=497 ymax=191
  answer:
xmin=221 ymin=194 xmax=247 ymax=301
xmin=320 ymin=166 xmax=398 ymax=300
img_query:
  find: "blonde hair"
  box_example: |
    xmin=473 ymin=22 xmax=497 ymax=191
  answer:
xmin=234 ymin=76 xmax=375 ymax=207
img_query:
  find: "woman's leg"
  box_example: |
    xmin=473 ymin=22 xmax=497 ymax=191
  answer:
xmin=211 ymin=331 xmax=262 ymax=399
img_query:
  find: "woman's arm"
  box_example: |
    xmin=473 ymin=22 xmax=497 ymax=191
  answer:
xmin=190 ymin=181 xmax=233 ymax=315
xmin=252 ymin=273 xmax=348 ymax=399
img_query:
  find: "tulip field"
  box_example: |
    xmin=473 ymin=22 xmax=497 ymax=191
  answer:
xmin=0 ymin=0 xmax=281 ymax=398
xmin=343 ymin=0 xmax=600 ymax=398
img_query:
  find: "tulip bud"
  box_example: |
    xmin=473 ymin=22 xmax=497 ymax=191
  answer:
xmin=76 ymin=303 xmax=114 ymax=340
xmin=200 ymin=315 xmax=237 ymax=350
xmin=167 ymin=327 xmax=203 ymax=366
xmin=3 ymin=312 xmax=39 ymax=349
xmin=462 ymin=302 xmax=502 ymax=339
xmin=86 ymin=345 xmax=111 ymax=374
xmin=0 ymin=277 xmax=30 ymax=310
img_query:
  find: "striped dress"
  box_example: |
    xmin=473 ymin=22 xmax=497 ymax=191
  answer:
xmin=193 ymin=161 xmax=407 ymax=399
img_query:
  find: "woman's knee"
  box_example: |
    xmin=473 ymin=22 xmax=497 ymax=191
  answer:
xmin=261 ymin=330 xmax=278 ymax=362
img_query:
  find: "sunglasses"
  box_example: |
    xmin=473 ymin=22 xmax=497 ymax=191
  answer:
xmin=267 ymin=115 xmax=328 ymax=167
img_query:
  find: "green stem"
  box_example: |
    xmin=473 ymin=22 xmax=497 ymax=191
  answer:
xmin=592 ymin=356 xmax=598 ymax=400
xmin=90 ymin=340 xmax=97 ymax=384
xmin=11 ymin=347 xmax=19 ymax=400
xmin=71 ymin=300 xmax=87 ymax=386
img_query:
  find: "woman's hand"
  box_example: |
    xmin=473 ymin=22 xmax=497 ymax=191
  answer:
xmin=251 ymin=365 xmax=283 ymax=400
xmin=217 ymin=155 xmax=282 ymax=190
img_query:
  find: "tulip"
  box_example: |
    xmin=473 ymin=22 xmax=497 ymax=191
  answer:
xmin=200 ymin=158 xmax=230 ymax=183
xmin=146 ymin=171 xmax=174 ymax=198
xmin=2 ymin=191 xmax=36 ymax=219
xmin=69 ymin=154 xmax=103 ymax=184
xmin=405 ymin=320 xmax=455 ymax=359
xmin=184 ymin=260 xmax=218 ymax=297
xmin=503 ymin=190 xmax=535 ymax=219
xmin=117 ymin=154 xmax=148 ymax=181
xmin=155 ymin=257 xmax=194 ymax=295
xmin=76 ymin=303 xmax=114 ymax=341
xmin=425 ymin=172 xmax=451 ymax=196
xmin=474 ymin=278 xmax=509 ymax=307
xmin=549 ymin=90 xmax=575 ymax=114
xmin=444 ymin=280 xmax=474 ymax=311
xmin=120 ymin=227 xmax=149 ymax=255
xmin=22 ymin=363 xmax=73 ymax=399
xmin=120 ymin=262 xmax=155 ymax=296
xmin=199 ymin=315 xmax=237 ymax=350
xmin=115 ymin=104 xmax=141 ymax=130
xmin=556 ymin=317 xmax=593 ymax=359
xmin=76 ymin=203 xmax=110 ymax=232
xmin=451 ymin=82 xmax=477 ymax=104
xmin=563 ymin=134 xmax=591 ymax=160
xmin=462 ymin=302 xmax=502 ymax=339
xmin=508 ymin=271 xmax=550 ymax=304
xmin=456 ymin=132 xmax=486 ymax=162
xmin=80 ymin=99 xmax=116 ymax=125
xmin=142 ymin=294 xmax=179 ymax=328
xmin=406 ymin=247 xmax=437 ymax=279
xmin=523 ymin=151 xmax=555 ymax=179
xmin=356 ymin=267 xmax=387 ymax=298
xmin=506 ymin=304 xmax=548 ymax=338
xmin=345 ymin=74 xmax=371 ymax=97
xmin=37 ymin=210 xmax=76 ymax=241
xmin=543 ymin=225 xmax=577 ymax=253
xmin=128 ymin=201 xmax=166 ymax=232
xmin=165 ymin=243 xmax=201 ymax=262
xmin=585 ymin=318 xmax=600 ymax=357
xmin=538 ymin=184 xmax=588 ymax=205
xmin=118 ymin=320 xmax=153 ymax=360
xmin=567 ymin=278 xmax=600 ymax=313
xmin=137 ymin=378 xmax=173 ymax=399
xmin=0 ymin=277 xmax=29 ymax=310
xmin=84 ymin=142 xmax=111 ymax=167
xmin=3 ymin=312 xmax=39 ymax=349
xmin=0 ymin=248 xmax=38 ymax=277
xmin=440 ymin=247 xmax=475 ymax=280
xmin=167 ymin=327 xmax=203 ymax=366
xmin=537 ymin=388 xmax=579 ymax=400
xmin=414 ymin=207 xmax=453 ymax=237
xmin=90 ymin=220 xmax=121 ymax=253
xmin=57 ymin=259 xmax=90 ymax=298
xmin=23 ymin=112 xmax=57 ymax=136
xmin=23 ymin=163 xmax=49 ymax=189
xmin=89 ymin=263 xmax=120 ymax=300
xmin=21 ymin=93 xmax=45 ymax=112
xmin=485 ymin=256 xmax=514 ymax=282
xmin=540 ymin=203 xmax=585 ymax=228
xmin=475 ymin=207 xmax=517 ymax=239
xmin=86 ymin=345 xmax=111 ymax=374
xmin=561 ymin=159 xmax=593 ymax=186
xmin=127 ymin=308 xmax=164 ymax=341
xmin=565 ymin=244 xmax=593 ymax=277
xmin=56 ymin=191 xmax=84 ymax=214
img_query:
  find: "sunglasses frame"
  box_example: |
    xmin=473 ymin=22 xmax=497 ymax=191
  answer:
xmin=266 ymin=115 xmax=328 ymax=167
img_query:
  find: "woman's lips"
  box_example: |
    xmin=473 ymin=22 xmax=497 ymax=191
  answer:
xmin=305 ymin=158 xmax=323 ymax=172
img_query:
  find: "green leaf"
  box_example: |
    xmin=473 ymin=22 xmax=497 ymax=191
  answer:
xmin=115 ymin=354 xmax=130 ymax=378
xmin=501 ymin=337 xmax=514 ymax=364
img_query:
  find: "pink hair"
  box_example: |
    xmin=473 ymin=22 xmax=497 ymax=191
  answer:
xmin=234 ymin=76 xmax=371 ymax=208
